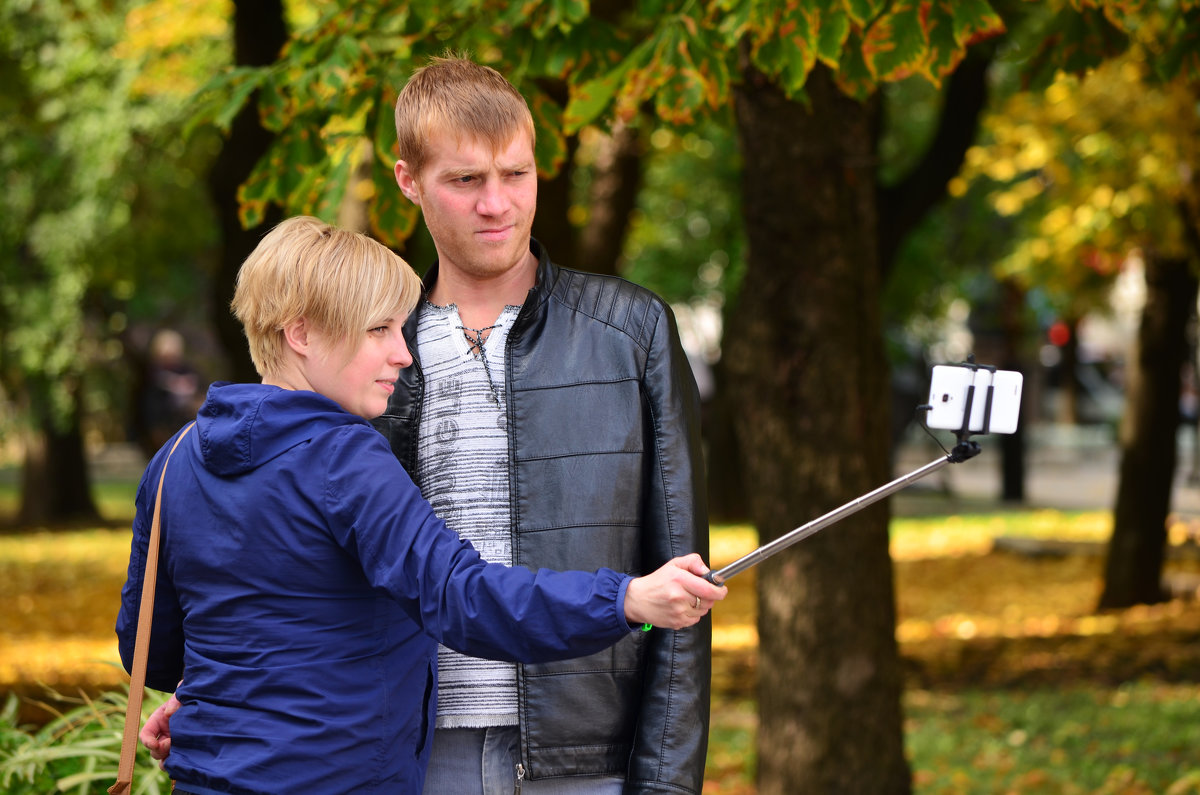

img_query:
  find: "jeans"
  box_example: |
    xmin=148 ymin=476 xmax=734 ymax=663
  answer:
xmin=422 ymin=726 xmax=624 ymax=795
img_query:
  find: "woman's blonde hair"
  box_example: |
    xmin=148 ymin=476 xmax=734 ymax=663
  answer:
xmin=394 ymin=53 xmax=536 ymax=177
xmin=231 ymin=216 xmax=422 ymax=378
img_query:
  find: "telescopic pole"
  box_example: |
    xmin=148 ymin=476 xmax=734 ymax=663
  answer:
xmin=704 ymin=440 xmax=981 ymax=585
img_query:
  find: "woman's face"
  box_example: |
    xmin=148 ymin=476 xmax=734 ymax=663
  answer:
xmin=303 ymin=313 xmax=413 ymax=420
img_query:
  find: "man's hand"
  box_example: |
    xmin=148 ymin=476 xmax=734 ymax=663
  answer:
xmin=140 ymin=691 xmax=181 ymax=769
xmin=624 ymin=553 xmax=727 ymax=629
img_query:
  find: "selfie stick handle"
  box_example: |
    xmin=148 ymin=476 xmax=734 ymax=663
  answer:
xmin=704 ymin=441 xmax=980 ymax=586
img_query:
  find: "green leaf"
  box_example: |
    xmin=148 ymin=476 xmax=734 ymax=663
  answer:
xmin=528 ymin=88 xmax=568 ymax=177
xmin=748 ymin=1 xmax=821 ymax=94
xmin=369 ymin=157 xmax=420 ymax=246
xmin=1024 ymin=5 xmax=1131 ymax=89
xmin=816 ymin=3 xmax=853 ymax=69
xmin=862 ymin=1 xmax=929 ymax=82
xmin=844 ymin=0 xmax=888 ymax=27
xmin=236 ymin=125 xmax=324 ymax=227
xmin=834 ymin=26 xmax=875 ymax=100
xmin=237 ymin=172 xmax=270 ymax=230
xmin=921 ymin=0 xmax=1005 ymax=85
xmin=186 ymin=67 xmax=269 ymax=136
xmin=313 ymin=35 xmax=369 ymax=101
xmin=496 ymin=0 xmax=588 ymax=38
xmin=371 ymin=87 xmax=398 ymax=168
xmin=1156 ymin=8 xmax=1200 ymax=81
xmin=530 ymin=18 xmax=628 ymax=82
xmin=565 ymin=54 xmax=640 ymax=130
xmin=566 ymin=14 xmax=729 ymax=129
xmin=945 ymin=0 xmax=1008 ymax=45
xmin=1096 ymin=0 xmax=1151 ymax=32
xmin=714 ymin=0 xmax=755 ymax=48
xmin=296 ymin=133 xmax=358 ymax=220
xmin=652 ymin=20 xmax=728 ymax=123
xmin=257 ymin=69 xmax=293 ymax=132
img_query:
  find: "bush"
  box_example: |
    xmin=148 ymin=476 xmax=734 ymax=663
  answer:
xmin=0 ymin=686 xmax=171 ymax=794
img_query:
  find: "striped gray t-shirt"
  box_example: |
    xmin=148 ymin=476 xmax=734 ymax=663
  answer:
xmin=414 ymin=301 xmax=521 ymax=728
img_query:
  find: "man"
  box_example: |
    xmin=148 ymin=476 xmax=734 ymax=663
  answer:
xmin=373 ymin=56 xmax=712 ymax=794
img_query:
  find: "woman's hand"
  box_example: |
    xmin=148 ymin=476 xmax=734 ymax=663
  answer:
xmin=623 ymin=553 xmax=727 ymax=629
xmin=140 ymin=689 xmax=182 ymax=768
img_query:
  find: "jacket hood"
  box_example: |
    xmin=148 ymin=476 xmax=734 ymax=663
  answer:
xmin=196 ymin=382 xmax=366 ymax=476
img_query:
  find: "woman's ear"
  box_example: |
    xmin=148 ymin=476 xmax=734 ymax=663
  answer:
xmin=282 ymin=318 xmax=311 ymax=357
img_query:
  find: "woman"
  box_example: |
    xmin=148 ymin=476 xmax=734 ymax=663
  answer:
xmin=116 ymin=216 xmax=724 ymax=794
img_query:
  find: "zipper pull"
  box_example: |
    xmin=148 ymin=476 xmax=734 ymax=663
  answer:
xmin=514 ymin=762 xmax=525 ymax=795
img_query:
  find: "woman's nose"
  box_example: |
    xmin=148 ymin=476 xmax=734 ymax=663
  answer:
xmin=392 ymin=332 xmax=413 ymax=368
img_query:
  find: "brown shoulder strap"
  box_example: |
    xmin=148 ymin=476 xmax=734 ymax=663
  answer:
xmin=110 ymin=421 xmax=196 ymax=795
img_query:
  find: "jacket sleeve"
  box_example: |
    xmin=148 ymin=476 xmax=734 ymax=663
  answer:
xmin=324 ymin=427 xmax=638 ymax=664
xmin=628 ymin=304 xmax=712 ymax=794
xmin=115 ymin=447 xmax=186 ymax=693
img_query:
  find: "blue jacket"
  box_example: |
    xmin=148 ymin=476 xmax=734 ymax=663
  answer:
xmin=116 ymin=382 xmax=637 ymax=794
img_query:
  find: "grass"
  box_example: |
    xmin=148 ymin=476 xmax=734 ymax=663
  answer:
xmin=3 ymin=480 xmax=1200 ymax=792
xmin=905 ymin=683 xmax=1200 ymax=794
xmin=702 ymin=512 xmax=1200 ymax=793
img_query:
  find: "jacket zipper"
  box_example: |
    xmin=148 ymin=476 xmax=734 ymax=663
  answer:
xmin=514 ymin=762 xmax=525 ymax=794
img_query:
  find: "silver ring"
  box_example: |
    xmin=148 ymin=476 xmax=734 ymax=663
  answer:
xmin=693 ymin=596 xmax=701 ymax=610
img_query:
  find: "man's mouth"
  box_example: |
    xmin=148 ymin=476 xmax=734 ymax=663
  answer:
xmin=477 ymin=225 xmax=512 ymax=240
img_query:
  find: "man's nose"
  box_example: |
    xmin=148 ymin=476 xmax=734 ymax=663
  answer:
xmin=476 ymin=179 xmax=508 ymax=216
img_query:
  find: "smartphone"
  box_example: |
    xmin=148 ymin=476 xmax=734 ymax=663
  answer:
xmin=986 ymin=370 xmax=1023 ymax=434
xmin=925 ymin=365 xmax=974 ymax=431
xmin=925 ymin=365 xmax=1023 ymax=435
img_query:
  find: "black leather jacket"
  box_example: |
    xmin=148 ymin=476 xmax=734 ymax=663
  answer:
xmin=373 ymin=241 xmax=711 ymax=793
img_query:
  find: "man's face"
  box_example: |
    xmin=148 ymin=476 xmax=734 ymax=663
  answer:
xmin=395 ymin=129 xmax=537 ymax=283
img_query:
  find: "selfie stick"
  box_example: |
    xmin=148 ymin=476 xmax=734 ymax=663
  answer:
xmin=704 ymin=373 xmax=993 ymax=586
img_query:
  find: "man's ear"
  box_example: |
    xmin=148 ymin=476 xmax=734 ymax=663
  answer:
xmin=282 ymin=318 xmax=311 ymax=357
xmin=395 ymin=160 xmax=420 ymax=205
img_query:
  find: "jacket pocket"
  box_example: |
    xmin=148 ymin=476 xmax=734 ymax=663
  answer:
xmin=416 ymin=660 xmax=435 ymax=756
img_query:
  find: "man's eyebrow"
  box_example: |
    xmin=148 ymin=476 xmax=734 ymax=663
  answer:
xmin=441 ymin=164 xmax=478 ymax=177
xmin=499 ymin=159 xmax=534 ymax=172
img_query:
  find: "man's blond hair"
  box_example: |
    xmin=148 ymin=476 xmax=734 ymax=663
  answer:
xmin=394 ymin=54 xmax=536 ymax=177
xmin=231 ymin=216 xmax=422 ymax=378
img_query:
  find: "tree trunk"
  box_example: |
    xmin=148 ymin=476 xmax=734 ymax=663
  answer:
xmin=877 ymin=49 xmax=992 ymax=282
xmin=997 ymin=280 xmax=1029 ymax=502
xmin=19 ymin=378 xmax=99 ymax=526
xmin=532 ymin=129 xmax=581 ymax=269
xmin=531 ymin=122 xmax=643 ymax=277
xmin=999 ymin=390 xmax=1028 ymax=501
xmin=707 ymin=359 xmax=749 ymax=521
xmin=727 ymin=62 xmax=910 ymax=794
xmin=207 ymin=0 xmax=287 ymax=383
xmin=577 ymin=122 xmax=643 ymax=277
xmin=968 ymin=277 xmax=1029 ymax=501
xmin=1099 ymin=253 xmax=1198 ymax=609
xmin=1055 ymin=317 xmax=1081 ymax=425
